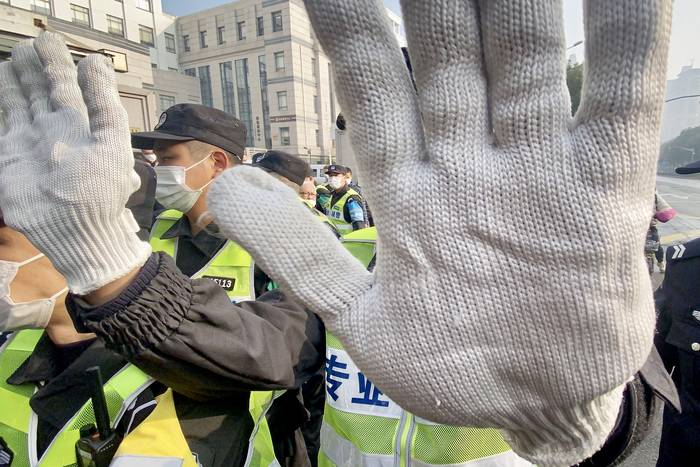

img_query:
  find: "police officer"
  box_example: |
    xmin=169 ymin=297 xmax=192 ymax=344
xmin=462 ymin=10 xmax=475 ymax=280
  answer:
xmin=654 ymin=160 xmax=700 ymax=466
xmin=0 ymin=222 xmax=158 ymax=467
xmin=252 ymin=151 xmax=340 ymax=239
xmin=322 ymin=164 xmax=367 ymax=234
xmin=131 ymin=104 xmax=272 ymax=301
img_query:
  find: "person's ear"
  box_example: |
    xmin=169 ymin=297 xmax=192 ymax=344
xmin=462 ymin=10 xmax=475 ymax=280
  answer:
xmin=211 ymin=151 xmax=229 ymax=175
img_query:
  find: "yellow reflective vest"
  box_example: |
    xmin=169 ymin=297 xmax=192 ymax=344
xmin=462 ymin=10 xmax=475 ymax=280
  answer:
xmin=320 ymin=228 xmax=535 ymax=467
xmin=327 ymin=188 xmax=362 ymax=234
xmin=111 ymin=389 xmax=282 ymax=467
xmin=0 ymin=330 xmax=153 ymax=467
xmin=150 ymin=209 xmax=256 ymax=302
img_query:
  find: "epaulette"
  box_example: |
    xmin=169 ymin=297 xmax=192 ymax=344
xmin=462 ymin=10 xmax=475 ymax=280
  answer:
xmin=666 ymin=236 xmax=700 ymax=263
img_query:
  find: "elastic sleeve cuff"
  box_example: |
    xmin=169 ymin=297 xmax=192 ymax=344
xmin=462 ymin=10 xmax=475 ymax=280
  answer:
xmin=501 ymin=384 xmax=625 ymax=467
xmin=67 ymin=253 xmax=161 ymax=332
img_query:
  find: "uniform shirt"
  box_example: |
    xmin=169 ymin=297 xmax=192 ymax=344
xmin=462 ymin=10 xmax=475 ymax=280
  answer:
xmin=159 ymin=215 xmax=271 ymax=296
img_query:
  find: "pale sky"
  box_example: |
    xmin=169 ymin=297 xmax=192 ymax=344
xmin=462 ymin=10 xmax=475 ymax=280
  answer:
xmin=165 ymin=0 xmax=699 ymax=79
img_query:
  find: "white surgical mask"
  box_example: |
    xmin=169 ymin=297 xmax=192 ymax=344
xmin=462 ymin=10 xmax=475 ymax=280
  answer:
xmin=328 ymin=176 xmax=345 ymax=190
xmin=303 ymin=199 xmax=316 ymax=208
xmin=155 ymin=155 xmax=215 ymax=213
xmin=0 ymin=254 xmax=68 ymax=331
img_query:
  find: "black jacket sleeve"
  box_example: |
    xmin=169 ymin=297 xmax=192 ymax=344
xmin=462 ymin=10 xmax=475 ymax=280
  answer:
xmin=67 ymin=253 xmax=325 ymax=401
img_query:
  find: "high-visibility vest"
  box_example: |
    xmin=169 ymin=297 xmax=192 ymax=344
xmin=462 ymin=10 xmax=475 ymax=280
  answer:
xmin=320 ymin=228 xmax=535 ymax=467
xmin=150 ymin=209 xmax=256 ymax=302
xmin=0 ymin=330 xmax=153 ymax=467
xmin=328 ymin=188 xmax=362 ymax=234
xmin=316 ymin=185 xmax=332 ymax=213
xmin=111 ymin=389 xmax=282 ymax=467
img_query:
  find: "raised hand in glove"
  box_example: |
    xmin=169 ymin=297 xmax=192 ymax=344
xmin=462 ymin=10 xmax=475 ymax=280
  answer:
xmin=0 ymin=33 xmax=150 ymax=294
xmin=208 ymin=0 xmax=673 ymax=465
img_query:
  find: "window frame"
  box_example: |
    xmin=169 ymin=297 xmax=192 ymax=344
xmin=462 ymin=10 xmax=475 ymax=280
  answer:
xmin=159 ymin=94 xmax=176 ymax=112
xmin=199 ymin=30 xmax=208 ymax=49
xmin=70 ymin=4 xmax=91 ymax=27
xmin=164 ymin=32 xmax=176 ymax=53
xmin=183 ymin=35 xmax=191 ymax=52
xmin=106 ymin=14 xmax=124 ymax=37
xmin=237 ymin=21 xmax=246 ymax=41
xmin=272 ymin=11 xmax=283 ymax=32
xmin=217 ymin=26 xmax=226 ymax=45
xmin=279 ymin=126 xmax=290 ymax=146
xmin=256 ymin=16 xmax=264 ymax=36
xmin=277 ymin=91 xmax=288 ymax=111
xmin=274 ymin=51 xmax=285 ymax=72
xmin=135 ymin=0 xmax=151 ymax=12
xmin=139 ymin=25 xmax=155 ymax=47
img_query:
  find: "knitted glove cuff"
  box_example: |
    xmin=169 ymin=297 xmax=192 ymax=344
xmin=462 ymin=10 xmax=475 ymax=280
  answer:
xmin=502 ymin=384 xmax=625 ymax=467
xmin=28 ymin=210 xmax=152 ymax=295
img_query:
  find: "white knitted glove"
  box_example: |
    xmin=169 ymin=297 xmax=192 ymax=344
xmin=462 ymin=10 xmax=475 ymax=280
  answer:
xmin=210 ymin=0 xmax=672 ymax=465
xmin=0 ymin=33 xmax=151 ymax=294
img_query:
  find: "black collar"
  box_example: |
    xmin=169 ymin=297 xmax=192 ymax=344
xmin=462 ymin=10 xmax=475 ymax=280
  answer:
xmin=7 ymin=334 xmax=127 ymax=431
xmin=160 ymin=215 xmax=226 ymax=259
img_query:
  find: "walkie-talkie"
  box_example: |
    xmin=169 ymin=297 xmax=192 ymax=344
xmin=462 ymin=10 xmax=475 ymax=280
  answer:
xmin=76 ymin=367 xmax=123 ymax=467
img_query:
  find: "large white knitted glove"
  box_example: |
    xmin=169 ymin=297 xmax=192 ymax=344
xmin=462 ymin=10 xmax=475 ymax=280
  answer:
xmin=0 ymin=33 xmax=151 ymax=294
xmin=209 ymin=0 xmax=672 ymax=465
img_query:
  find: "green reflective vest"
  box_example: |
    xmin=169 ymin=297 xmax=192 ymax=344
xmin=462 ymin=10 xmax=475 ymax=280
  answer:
xmin=150 ymin=209 xmax=256 ymax=302
xmin=328 ymin=188 xmax=361 ymax=234
xmin=0 ymin=330 xmax=153 ymax=467
xmin=320 ymin=228 xmax=535 ymax=467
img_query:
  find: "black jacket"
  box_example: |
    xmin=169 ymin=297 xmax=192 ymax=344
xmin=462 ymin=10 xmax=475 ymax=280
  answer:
xmin=67 ymin=253 xmax=325 ymax=467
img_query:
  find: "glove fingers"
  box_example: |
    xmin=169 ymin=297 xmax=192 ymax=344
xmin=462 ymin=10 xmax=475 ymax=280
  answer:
xmin=0 ymin=62 xmax=31 ymax=137
xmin=208 ymin=165 xmax=373 ymax=321
xmin=401 ymin=0 xmax=489 ymax=158
xmin=77 ymin=54 xmax=131 ymax=154
xmin=32 ymin=32 xmax=90 ymax=133
xmin=10 ymin=40 xmax=51 ymax=121
xmin=576 ymin=0 xmax=671 ymax=133
xmin=479 ymin=0 xmax=571 ymax=149
xmin=303 ymin=0 xmax=425 ymax=181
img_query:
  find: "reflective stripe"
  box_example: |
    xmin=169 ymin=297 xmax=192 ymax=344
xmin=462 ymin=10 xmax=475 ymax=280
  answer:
xmin=110 ymin=455 xmax=186 ymax=467
xmin=328 ymin=189 xmax=361 ymax=232
xmin=321 ymin=422 xmax=395 ymax=467
xmin=411 ymin=451 xmax=535 ymax=467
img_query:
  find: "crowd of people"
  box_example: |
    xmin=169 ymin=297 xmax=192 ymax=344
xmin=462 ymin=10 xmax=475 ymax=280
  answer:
xmin=0 ymin=1 xmax=697 ymax=466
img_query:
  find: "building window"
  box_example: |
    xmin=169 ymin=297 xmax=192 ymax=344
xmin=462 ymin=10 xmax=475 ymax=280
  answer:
xmin=199 ymin=30 xmax=207 ymax=49
xmin=183 ymin=35 xmax=190 ymax=52
xmin=272 ymin=11 xmax=283 ymax=32
xmin=237 ymin=21 xmax=246 ymax=41
xmin=279 ymin=127 xmax=290 ymax=146
xmin=70 ymin=4 xmax=90 ymax=26
xmin=184 ymin=68 xmax=196 ymax=77
xmin=135 ymin=0 xmax=151 ymax=12
xmin=274 ymin=52 xmax=284 ymax=72
xmin=139 ymin=25 xmax=154 ymax=46
xmin=235 ymin=58 xmax=253 ymax=147
xmin=168 ymin=67 xmax=178 ymax=72
xmin=31 ymin=0 xmax=52 ymax=15
xmin=219 ymin=62 xmax=236 ymax=116
xmin=316 ymin=129 xmax=321 ymax=147
xmin=257 ymin=16 xmax=264 ymax=36
xmin=277 ymin=91 xmax=288 ymax=111
xmin=160 ymin=95 xmax=176 ymax=112
xmin=151 ymin=63 xmax=157 ymax=69
xmin=164 ymin=33 xmax=176 ymax=53
xmin=314 ymin=95 xmax=319 ymax=114
xmin=258 ymin=55 xmax=271 ymax=149
xmin=198 ymin=65 xmax=213 ymax=107
xmin=107 ymin=15 xmax=124 ymax=37
xmin=217 ymin=26 xmax=226 ymax=45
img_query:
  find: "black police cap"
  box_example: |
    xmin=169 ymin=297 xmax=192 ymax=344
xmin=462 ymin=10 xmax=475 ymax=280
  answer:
xmin=252 ymin=150 xmax=310 ymax=187
xmin=325 ymin=164 xmax=350 ymax=175
xmin=131 ymin=104 xmax=246 ymax=160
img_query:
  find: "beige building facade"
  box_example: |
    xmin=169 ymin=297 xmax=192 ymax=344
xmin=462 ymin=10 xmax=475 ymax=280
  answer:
xmin=0 ymin=0 xmax=200 ymax=133
xmin=177 ymin=0 xmax=337 ymax=163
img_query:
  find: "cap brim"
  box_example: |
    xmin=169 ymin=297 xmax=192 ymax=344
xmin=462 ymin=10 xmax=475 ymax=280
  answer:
xmin=676 ymin=160 xmax=700 ymax=175
xmin=131 ymin=131 xmax=194 ymax=149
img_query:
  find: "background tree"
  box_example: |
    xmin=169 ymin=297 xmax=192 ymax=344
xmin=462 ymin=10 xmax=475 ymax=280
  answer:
xmin=566 ymin=62 xmax=584 ymax=115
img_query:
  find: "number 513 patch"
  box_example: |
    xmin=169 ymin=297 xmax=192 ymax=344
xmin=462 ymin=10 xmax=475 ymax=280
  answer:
xmin=202 ymin=276 xmax=235 ymax=291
